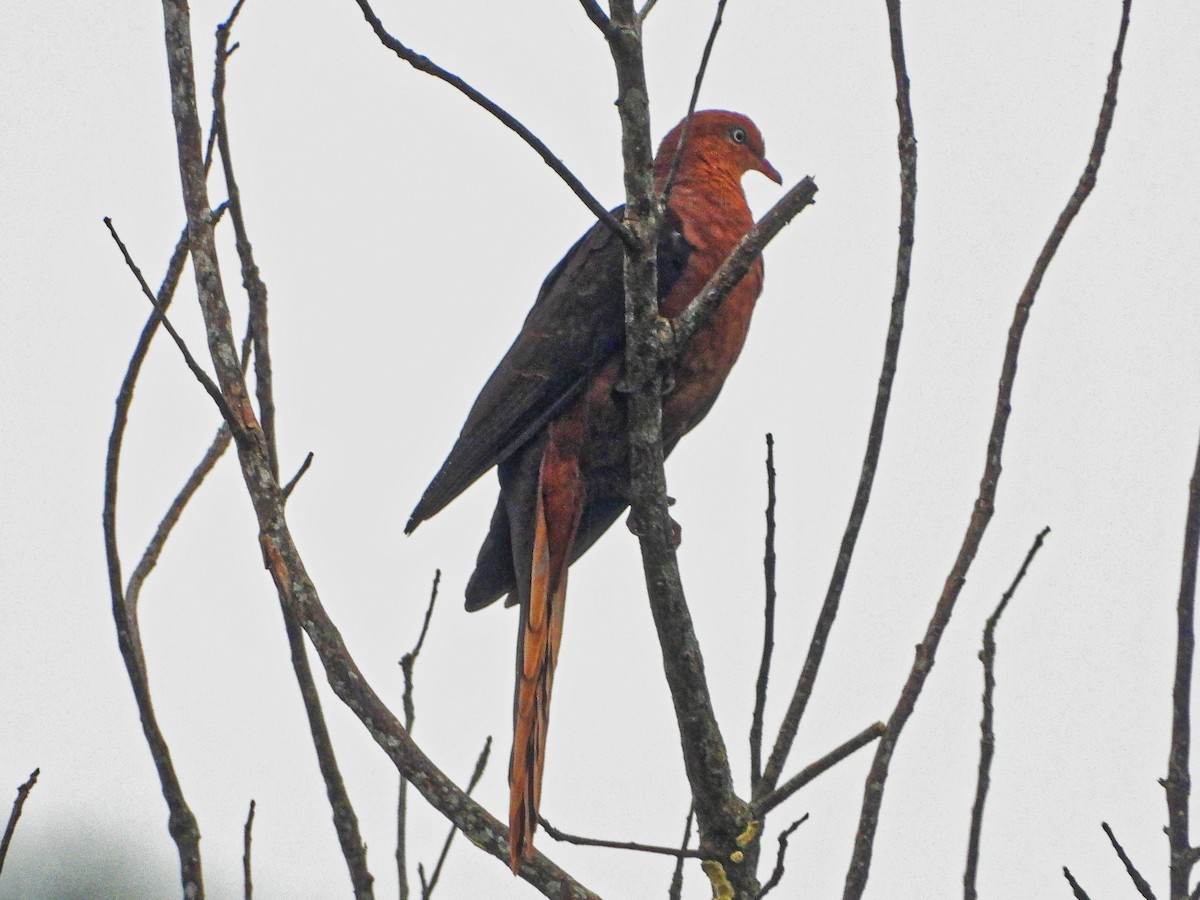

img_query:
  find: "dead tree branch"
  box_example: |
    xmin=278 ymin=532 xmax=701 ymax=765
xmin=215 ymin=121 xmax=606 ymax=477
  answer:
xmin=756 ymin=813 xmax=808 ymax=899
xmin=753 ymin=723 xmax=885 ymax=818
xmin=157 ymin=3 xmax=598 ymax=894
xmin=1101 ymin=821 xmax=1157 ymax=900
xmin=0 ymin=769 xmax=40 ymax=877
xmin=242 ymin=799 xmax=255 ymax=900
xmin=757 ymin=0 xmax=915 ymax=802
xmin=351 ymin=0 xmax=627 ymax=241
xmin=1167 ymin=421 xmax=1200 ymax=899
xmin=104 ymin=211 xmax=207 ymax=898
xmin=964 ymin=527 xmax=1050 ymax=899
xmin=539 ymin=817 xmax=704 ymax=859
xmin=398 ymin=571 xmax=441 ymax=900
xmin=842 ymin=2 xmax=1132 ymax=896
xmin=667 ymin=805 xmax=695 ymax=900
xmin=750 ymin=433 xmax=778 ymax=790
xmin=211 ymin=14 xmax=375 ymax=895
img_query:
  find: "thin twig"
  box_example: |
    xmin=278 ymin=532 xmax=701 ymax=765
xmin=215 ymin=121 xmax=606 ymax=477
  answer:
xmin=352 ymin=0 xmax=627 ymax=243
xmin=1168 ymin=420 xmax=1200 ymax=900
xmin=539 ymin=817 xmax=704 ymax=859
xmin=398 ymin=571 xmax=441 ymax=900
xmin=0 ymin=769 xmax=40 ymax=877
xmin=842 ymin=3 xmax=1131 ymax=896
xmin=669 ymin=177 xmax=817 ymax=354
xmin=281 ymin=452 xmax=314 ymax=503
xmin=104 ymin=217 xmax=238 ymax=429
xmin=757 ymin=0 xmax=916 ymax=801
xmin=753 ymin=723 xmax=885 ymax=818
xmin=750 ymin=433 xmax=777 ymax=790
xmin=126 ymin=315 xmax=252 ymax=617
xmin=1062 ymin=867 xmax=1095 ymax=900
xmin=104 ymin=212 xmax=205 ymax=897
xmin=667 ymin=805 xmax=695 ymax=900
xmin=242 ymin=799 xmax=255 ymax=900
xmin=1100 ymin=822 xmax=1157 ymax=900
xmin=757 ymin=813 xmax=809 ymax=898
xmin=421 ymin=736 xmax=493 ymax=898
xmin=661 ymin=0 xmax=728 ymax=201
xmin=964 ymin=527 xmax=1051 ymax=899
xmin=212 ymin=14 xmax=375 ymax=895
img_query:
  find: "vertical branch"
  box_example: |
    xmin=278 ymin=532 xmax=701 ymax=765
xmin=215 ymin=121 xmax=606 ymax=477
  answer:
xmin=0 ymin=769 xmax=40 ymax=877
xmin=667 ymin=805 xmax=695 ymax=900
xmin=104 ymin=218 xmax=206 ymax=899
xmin=1167 ymin=427 xmax=1200 ymax=899
xmin=242 ymin=799 xmax=256 ymax=900
xmin=750 ymin=433 xmax=778 ymax=790
xmin=602 ymin=0 xmax=753 ymax=887
xmin=398 ymin=571 xmax=441 ymax=900
xmin=963 ymin=527 xmax=1050 ymax=900
xmin=757 ymin=0 xmax=917 ymax=800
xmin=842 ymin=4 xmax=1131 ymax=897
xmin=211 ymin=14 xmax=374 ymax=896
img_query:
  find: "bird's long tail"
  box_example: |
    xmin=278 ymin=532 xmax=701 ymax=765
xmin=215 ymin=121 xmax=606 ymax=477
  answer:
xmin=509 ymin=433 xmax=582 ymax=873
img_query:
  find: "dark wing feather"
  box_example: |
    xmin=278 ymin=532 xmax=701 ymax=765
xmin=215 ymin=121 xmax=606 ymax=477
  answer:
xmin=406 ymin=206 xmax=691 ymax=533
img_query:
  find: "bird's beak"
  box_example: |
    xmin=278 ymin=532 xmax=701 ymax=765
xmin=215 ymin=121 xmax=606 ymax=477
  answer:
xmin=756 ymin=157 xmax=783 ymax=185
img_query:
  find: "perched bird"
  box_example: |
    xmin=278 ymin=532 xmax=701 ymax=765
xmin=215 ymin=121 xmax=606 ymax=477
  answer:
xmin=406 ymin=110 xmax=781 ymax=872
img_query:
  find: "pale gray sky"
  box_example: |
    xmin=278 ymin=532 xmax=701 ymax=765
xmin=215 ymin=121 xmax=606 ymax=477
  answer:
xmin=2 ymin=1 xmax=1199 ymax=898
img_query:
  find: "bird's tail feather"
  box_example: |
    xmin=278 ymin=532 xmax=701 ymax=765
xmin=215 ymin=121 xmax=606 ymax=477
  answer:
xmin=509 ymin=436 xmax=581 ymax=873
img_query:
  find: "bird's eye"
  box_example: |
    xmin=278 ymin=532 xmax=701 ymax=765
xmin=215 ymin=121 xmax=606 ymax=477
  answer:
xmin=730 ymin=126 xmax=748 ymax=145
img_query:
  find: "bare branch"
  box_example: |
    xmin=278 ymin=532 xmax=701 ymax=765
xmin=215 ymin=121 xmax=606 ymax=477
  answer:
xmin=398 ymin=571 xmax=441 ymax=898
xmin=351 ymin=0 xmax=628 ymax=243
xmin=757 ymin=0 xmax=915 ymax=800
xmin=159 ymin=5 xmax=598 ymax=893
xmin=104 ymin=216 xmax=238 ymax=429
xmin=842 ymin=2 xmax=1132 ymax=895
xmin=421 ymin=736 xmax=493 ymax=898
xmin=1062 ymin=866 xmax=1095 ymax=900
xmin=964 ymin=527 xmax=1051 ymax=899
xmin=1168 ymin=421 xmax=1200 ymax=899
xmin=757 ymin=813 xmax=808 ymax=899
xmin=1100 ymin=822 xmax=1157 ymax=900
xmin=669 ymin=177 xmax=817 ymax=354
xmin=211 ymin=16 xmax=375 ymax=895
xmin=753 ymin=723 xmax=885 ymax=818
xmin=661 ymin=0 xmax=729 ymax=200
xmin=104 ymin=212 xmax=205 ymax=897
xmin=539 ymin=817 xmax=703 ymax=859
xmin=0 ymin=769 xmax=40 ymax=877
xmin=281 ymin=451 xmax=315 ymax=503
xmin=242 ymin=799 xmax=255 ymax=900
xmin=667 ymin=805 xmax=695 ymax=900
xmin=750 ymin=433 xmax=778 ymax=790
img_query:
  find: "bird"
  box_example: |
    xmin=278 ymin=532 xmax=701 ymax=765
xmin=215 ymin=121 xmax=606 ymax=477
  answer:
xmin=405 ymin=110 xmax=781 ymax=873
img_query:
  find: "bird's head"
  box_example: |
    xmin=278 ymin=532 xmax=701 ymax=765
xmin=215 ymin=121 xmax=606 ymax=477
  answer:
xmin=654 ymin=110 xmax=782 ymax=188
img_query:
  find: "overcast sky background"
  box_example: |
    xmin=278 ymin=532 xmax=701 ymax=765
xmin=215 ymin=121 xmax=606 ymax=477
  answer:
xmin=2 ymin=1 xmax=1199 ymax=897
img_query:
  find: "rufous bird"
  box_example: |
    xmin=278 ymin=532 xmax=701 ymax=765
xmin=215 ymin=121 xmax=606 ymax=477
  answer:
xmin=406 ymin=110 xmax=781 ymax=873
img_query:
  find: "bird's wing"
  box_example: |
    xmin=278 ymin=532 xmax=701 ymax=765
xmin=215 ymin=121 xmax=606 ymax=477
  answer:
xmin=407 ymin=207 xmax=693 ymax=532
